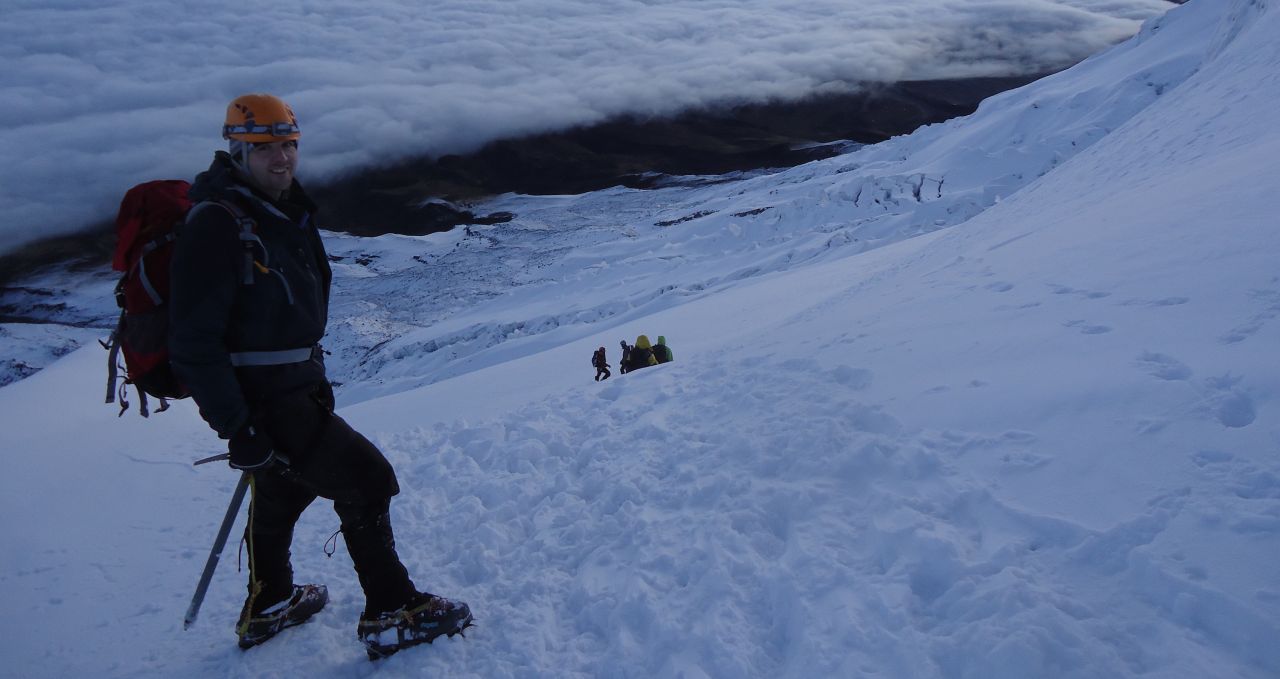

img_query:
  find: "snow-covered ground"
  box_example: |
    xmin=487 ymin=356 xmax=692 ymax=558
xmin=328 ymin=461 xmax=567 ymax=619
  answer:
xmin=2 ymin=0 xmax=1278 ymax=677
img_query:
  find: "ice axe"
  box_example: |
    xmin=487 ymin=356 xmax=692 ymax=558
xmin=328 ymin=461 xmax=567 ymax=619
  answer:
xmin=183 ymin=469 xmax=250 ymax=629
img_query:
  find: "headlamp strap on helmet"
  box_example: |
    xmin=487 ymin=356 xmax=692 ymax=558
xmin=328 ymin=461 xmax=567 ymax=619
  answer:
xmin=222 ymin=121 xmax=301 ymax=140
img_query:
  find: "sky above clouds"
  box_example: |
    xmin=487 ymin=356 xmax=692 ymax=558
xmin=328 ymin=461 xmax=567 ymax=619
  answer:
xmin=0 ymin=0 xmax=1171 ymax=255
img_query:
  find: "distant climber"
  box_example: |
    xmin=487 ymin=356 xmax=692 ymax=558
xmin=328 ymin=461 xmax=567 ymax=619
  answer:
xmin=652 ymin=336 xmax=673 ymax=364
xmin=618 ymin=340 xmax=633 ymax=375
xmin=592 ymin=346 xmax=611 ymax=381
xmin=625 ymin=335 xmax=659 ymax=372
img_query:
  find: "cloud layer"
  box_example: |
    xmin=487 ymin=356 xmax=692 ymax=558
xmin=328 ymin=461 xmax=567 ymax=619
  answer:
xmin=0 ymin=0 xmax=1172 ymax=254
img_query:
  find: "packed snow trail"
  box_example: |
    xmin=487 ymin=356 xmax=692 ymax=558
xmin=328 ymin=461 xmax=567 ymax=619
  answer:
xmin=354 ymin=349 xmax=1277 ymax=678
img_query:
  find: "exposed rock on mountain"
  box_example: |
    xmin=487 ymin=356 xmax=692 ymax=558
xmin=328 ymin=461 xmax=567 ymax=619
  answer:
xmin=310 ymin=75 xmax=1047 ymax=236
xmin=0 ymin=75 xmax=1044 ymax=285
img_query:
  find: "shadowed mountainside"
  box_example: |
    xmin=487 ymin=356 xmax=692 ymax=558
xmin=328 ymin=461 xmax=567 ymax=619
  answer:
xmin=310 ymin=75 xmax=1048 ymax=236
xmin=0 ymin=74 xmax=1046 ymax=289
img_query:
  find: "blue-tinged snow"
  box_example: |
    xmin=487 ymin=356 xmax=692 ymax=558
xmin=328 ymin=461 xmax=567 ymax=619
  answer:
xmin=1 ymin=0 xmax=1277 ymax=677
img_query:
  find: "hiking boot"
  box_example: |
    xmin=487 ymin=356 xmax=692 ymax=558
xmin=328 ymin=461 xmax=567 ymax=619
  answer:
xmin=237 ymin=583 xmax=328 ymax=649
xmin=358 ymin=592 xmax=473 ymax=660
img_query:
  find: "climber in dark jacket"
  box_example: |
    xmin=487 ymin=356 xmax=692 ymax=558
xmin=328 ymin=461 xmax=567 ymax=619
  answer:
xmin=169 ymin=93 xmax=470 ymax=656
xmin=652 ymin=335 xmax=673 ymax=364
xmin=618 ymin=340 xmax=632 ymax=375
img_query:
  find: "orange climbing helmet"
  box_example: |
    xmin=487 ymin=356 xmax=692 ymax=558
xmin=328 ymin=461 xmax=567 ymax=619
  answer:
xmin=222 ymin=93 xmax=300 ymax=143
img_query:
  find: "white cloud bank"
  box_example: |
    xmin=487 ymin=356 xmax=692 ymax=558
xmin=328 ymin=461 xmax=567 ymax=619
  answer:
xmin=0 ymin=0 xmax=1171 ymax=255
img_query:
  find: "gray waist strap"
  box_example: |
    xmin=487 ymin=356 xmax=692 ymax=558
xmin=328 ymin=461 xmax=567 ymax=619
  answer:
xmin=228 ymin=347 xmax=314 ymax=367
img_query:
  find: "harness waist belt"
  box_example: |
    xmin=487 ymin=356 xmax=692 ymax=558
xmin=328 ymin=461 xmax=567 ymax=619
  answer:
xmin=228 ymin=347 xmax=314 ymax=367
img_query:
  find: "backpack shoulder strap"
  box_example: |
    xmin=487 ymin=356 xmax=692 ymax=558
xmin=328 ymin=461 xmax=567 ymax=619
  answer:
xmin=188 ymin=199 xmax=261 ymax=285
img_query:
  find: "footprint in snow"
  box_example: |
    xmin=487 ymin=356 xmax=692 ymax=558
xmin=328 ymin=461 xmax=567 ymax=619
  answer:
xmin=1134 ymin=351 xmax=1192 ymax=381
xmin=1049 ymin=284 xmax=1112 ymax=299
xmin=1218 ymin=287 xmax=1280 ymax=344
xmin=1135 ymin=374 xmax=1255 ymax=430
xmin=1190 ymin=449 xmax=1234 ymax=467
xmin=596 ymin=382 xmax=625 ymax=402
xmin=830 ymin=364 xmax=873 ymax=389
xmin=1201 ymin=374 xmax=1256 ymax=428
xmin=778 ymin=357 xmax=823 ymax=373
xmin=1000 ymin=450 xmax=1052 ymax=472
xmin=1065 ymin=320 xmax=1112 ymax=334
xmin=1186 ymin=449 xmax=1280 ymax=535
xmin=1121 ymin=296 xmax=1190 ymax=308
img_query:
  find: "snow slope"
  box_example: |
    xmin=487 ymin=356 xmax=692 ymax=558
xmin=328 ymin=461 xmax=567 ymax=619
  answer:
xmin=315 ymin=0 xmax=1217 ymax=405
xmin=1 ymin=0 xmax=1277 ymax=677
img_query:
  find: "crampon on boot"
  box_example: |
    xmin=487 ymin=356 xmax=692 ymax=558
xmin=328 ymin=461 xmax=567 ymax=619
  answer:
xmin=237 ymin=583 xmax=328 ymax=649
xmin=358 ymin=592 xmax=473 ymax=660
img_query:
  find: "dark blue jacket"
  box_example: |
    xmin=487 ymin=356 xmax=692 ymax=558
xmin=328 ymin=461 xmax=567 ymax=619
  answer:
xmin=169 ymin=152 xmax=332 ymax=437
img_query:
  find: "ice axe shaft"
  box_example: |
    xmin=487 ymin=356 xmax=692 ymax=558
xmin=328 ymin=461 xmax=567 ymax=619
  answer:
xmin=184 ymin=471 xmax=250 ymax=630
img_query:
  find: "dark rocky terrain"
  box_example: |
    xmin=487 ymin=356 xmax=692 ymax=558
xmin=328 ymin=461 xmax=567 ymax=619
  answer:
xmin=310 ymin=75 xmax=1048 ymax=236
xmin=0 ymin=74 xmax=1046 ymax=290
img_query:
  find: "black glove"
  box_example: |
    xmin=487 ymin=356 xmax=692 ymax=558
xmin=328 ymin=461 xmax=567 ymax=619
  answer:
xmin=314 ymin=380 xmax=335 ymax=413
xmin=228 ymin=423 xmax=277 ymax=471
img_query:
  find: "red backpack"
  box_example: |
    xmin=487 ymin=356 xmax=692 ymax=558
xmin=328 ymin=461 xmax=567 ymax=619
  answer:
xmin=103 ymin=180 xmax=252 ymax=416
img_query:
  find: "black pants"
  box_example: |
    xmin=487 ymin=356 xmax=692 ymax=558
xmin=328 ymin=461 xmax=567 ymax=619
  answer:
xmin=595 ymin=366 xmax=611 ymax=381
xmin=244 ymin=383 xmax=416 ymax=616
